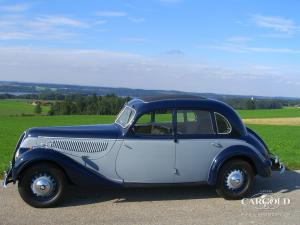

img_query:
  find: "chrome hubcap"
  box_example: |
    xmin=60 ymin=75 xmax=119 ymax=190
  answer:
xmin=226 ymin=169 xmax=244 ymax=190
xmin=31 ymin=174 xmax=56 ymax=197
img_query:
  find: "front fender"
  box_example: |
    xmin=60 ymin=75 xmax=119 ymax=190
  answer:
xmin=13 ymin=148 xmax=122 ymax=188
xmin=207 ymin=145 xmax=272 ymax=185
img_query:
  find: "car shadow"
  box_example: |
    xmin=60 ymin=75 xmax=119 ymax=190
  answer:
xmin=59 ymin=171 xmax=300 ymax=208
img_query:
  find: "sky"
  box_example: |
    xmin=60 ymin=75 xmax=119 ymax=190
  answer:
xmin=0 ymin=0 xmax=299 ymax=97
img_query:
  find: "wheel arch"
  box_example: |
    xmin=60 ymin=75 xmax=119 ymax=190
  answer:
xmin=207 ymin=145 xmax=271 ymax=185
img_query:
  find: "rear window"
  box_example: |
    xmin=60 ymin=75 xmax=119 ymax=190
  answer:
xmin=215 ymin=112 xmax=232 ymax=134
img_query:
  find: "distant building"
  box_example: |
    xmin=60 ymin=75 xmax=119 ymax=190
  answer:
xmin=31 ymin=100 xmax=50 ymax=106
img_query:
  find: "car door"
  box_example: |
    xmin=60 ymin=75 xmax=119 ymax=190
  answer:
xmin=174 ymin=109 xmax=225 ymax=183
xmin=116 ymin=109 xmax=175 ymax=183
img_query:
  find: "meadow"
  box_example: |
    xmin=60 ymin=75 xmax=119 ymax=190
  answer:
xmin=0 ymin=100 xmax=300 ymax=175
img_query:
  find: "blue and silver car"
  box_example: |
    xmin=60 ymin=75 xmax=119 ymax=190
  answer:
xmin=3 ymin=95 xmax=284 ymax=207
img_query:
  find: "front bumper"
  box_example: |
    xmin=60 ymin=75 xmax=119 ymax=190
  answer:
xmin=2 ymin=162 xmax=13 ymax=188
xmin=270 ymin=154 xmax=285 ymax=174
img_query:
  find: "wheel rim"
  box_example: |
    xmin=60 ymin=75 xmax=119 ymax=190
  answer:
xmin=225 ymin=169 xmax=245 ymax=191
xmin=31 ymin=173 xmax=57 ymax=197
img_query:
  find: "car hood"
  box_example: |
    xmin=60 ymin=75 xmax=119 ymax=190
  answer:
xmin=26 ymin=124 xmax=122 ymax=139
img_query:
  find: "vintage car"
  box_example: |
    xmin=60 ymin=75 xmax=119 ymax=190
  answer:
xmin=3 ymin=95 xmax=284 ymax=207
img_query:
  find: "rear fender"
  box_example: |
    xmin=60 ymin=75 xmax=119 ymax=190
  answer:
xmin=207 ymin=145 xmax=271 ymax=185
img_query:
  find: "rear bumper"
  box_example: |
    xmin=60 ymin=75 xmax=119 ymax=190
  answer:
xmin=270 ymin=154 xmax=285 ymax=174
xmin=2 ymin=162 xmax=13 ymax=188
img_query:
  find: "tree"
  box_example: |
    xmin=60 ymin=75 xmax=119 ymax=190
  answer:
xmin=246 ymin=99 xmax=256 ymax=110
xmin=34 ymin=103 xmax=42 ymax=114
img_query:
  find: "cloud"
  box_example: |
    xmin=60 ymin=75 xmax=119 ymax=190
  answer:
xmin=199 ymin=43 xmax=300 ymax=54
xmin=252 ymin=15 xmax=300 ymax=34
xmin=0 ymin=3 xmax=31 ymax=13
xmin=128 ymin=17 xmax=145 ymax=23
xmin=0 ymin=14 xmax=89 ymax=41
xmin=36 ymin=16 xmax=89 ymax=28
xmin=95 ymin=11 xmax=127 ymax=17
xmin=165 ymin=49 xmax=184 ymax=55
xmin=0 ymin=46 xmax=299 ymax=97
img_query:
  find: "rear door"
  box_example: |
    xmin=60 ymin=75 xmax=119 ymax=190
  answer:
xmin=174 ymin=109 xmax=224 ymax=183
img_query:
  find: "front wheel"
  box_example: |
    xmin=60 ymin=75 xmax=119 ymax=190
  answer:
xmin=216 ymin=160 xmax=254 ymax=200
xmin=18 ymin=162 xmax=66 ymax=208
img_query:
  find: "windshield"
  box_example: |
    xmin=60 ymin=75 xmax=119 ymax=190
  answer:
xmin=115 ymin=106 xmax=136 ymax=128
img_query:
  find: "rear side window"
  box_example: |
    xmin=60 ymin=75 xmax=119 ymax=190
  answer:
xmin=215 ymin=112 xmax=232 ymax=134
xmin=176 ymin=110 xmax=214 ymax=135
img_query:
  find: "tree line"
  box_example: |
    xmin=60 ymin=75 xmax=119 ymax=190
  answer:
xmin=48 ymin=94 xmax=130 ymax=115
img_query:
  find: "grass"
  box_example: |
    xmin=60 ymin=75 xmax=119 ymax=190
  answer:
xmin=237 ymin=108 xmax=300 ymax=119
xmin=0 ymin=99 xmax=50 ymax=116
xmin=246 ymin=124 xmax=300 ymax=170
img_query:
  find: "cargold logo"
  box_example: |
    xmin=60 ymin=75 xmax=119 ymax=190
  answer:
xmin=241 ymin=191 xmax=291 ymax=210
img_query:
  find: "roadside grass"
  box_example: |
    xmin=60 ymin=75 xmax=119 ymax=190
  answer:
xmin=237 ymin=108 xmax=300 ymax=119
xmin=0 ymin=99 xmax=50 ymax=116
xmin=246 ymin=124 xmax=300 ymax=170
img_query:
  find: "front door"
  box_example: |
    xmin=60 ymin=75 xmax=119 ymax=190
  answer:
xmin=116 ymin=109 xmax=175 ymax=183
xmin=174 ymin=109 xmax=223 ymax=182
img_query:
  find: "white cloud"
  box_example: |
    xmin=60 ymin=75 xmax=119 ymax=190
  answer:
xmin=0 ymin=46 xmax=299 ymax=97
xmin=95 ymin=11 xmax=127 ymax=17
xmin=252 ymin=15 xmax=300 ymax=34
xmin=129 ymin=17 xmax=145 ymax=23
xmin=0 ymin=14 xmax=89 ymax=41
xmin=37 ymin=16 xmax=89 ymax=28
xmin=199 ymin=43 xmax=300 ymax=54
xmin=0 ymin=3 xmax=31 ymax=13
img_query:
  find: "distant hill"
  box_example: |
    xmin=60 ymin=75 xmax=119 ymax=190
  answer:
xmin=0 ymin=80 xmax=299 ymax=100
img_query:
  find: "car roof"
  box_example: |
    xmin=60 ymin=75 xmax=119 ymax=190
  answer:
xmin=126 ymin=95 xmax=247 ymax=136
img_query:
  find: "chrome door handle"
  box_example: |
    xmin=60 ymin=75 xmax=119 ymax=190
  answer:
xmin=123 ymin=143 xmax=133 ymax=149
xmin=211 ymin=142 xmax=223 ymax=148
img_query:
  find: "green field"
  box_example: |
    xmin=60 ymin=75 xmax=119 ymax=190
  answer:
xmin=237 ymin=108 xmax=300 ymax=119
xmin=0 ymin=99 xmax=50 ymax=116
xmin=0 ymin=101 xmax=300 ymax=176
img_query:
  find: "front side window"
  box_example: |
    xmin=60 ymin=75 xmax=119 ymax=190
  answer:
xmin=115 ymin=106 xmax=136 ymax=128
xmin=215 ymin=112 xmax=232 ymax=134
xmin=132 ymin=109 xmax=173 ymax=136
xmin=176 ymin=110 xmax=214 ymax=135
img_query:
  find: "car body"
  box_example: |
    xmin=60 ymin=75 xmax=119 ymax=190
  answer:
xmin=3 ymin=95 xmax=284 ymax=207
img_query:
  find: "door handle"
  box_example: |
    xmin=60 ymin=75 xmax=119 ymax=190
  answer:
xmin=211 ymin=142 xmax=223 ymax=148
xmin=123 ymin=143 xmax=133 ymax=149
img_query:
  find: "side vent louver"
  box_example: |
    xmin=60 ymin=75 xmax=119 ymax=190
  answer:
xmin=48 ymin=139 xmax=109 ymax=153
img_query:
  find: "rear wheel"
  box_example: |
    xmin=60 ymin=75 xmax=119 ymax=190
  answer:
xmin=216 ymin=160 xmax=254 ymax=200
xmin=18 ymin=162 xmax=66 ymax=208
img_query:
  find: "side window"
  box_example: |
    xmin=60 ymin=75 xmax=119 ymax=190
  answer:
xmin=176 ymin=110 xmax=214 ymax=135
xmin=215 ymin=112 xmax=232 ymax=134
xmin=133 ymin=109 xmax=173 ymax=136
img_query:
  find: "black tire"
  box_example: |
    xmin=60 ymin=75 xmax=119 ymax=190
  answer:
xmin=216 ymin=159 xmax=254 ymax=200
xmin=18 ymin=162 xmax=66 ymax=208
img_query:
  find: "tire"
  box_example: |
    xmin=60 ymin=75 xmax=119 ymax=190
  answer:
xmin=216 ymin=159 xmax=254 ymax=200
xmin=18 ymin=162 xmax=66 ymax=208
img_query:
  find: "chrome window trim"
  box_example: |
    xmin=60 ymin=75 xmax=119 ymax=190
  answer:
xmin=115 ymin=106 xmax=136 ymax=129
xmin=214 ymin=112 xmax=232 ymax=135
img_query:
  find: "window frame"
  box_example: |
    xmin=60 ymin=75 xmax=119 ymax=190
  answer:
xmin=127 ymin=108 xmax=176 ymax=139
xmin=214 ymin=112 xmax=232 ymax=135
xmin=174 ymin=109 xmax=216 ymax=138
